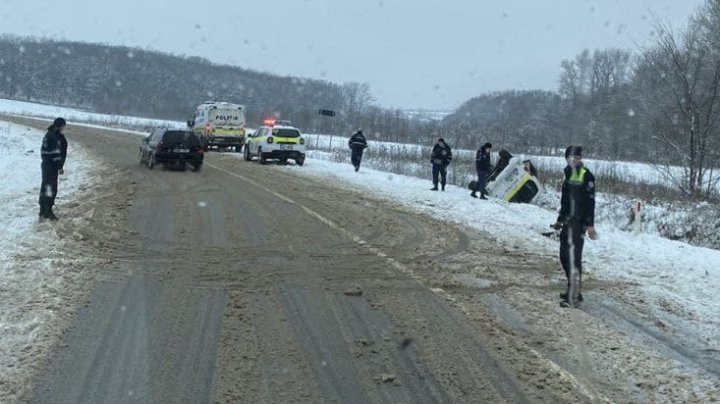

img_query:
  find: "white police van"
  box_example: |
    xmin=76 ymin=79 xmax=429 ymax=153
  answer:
xmin=188 ymin=101 xmax=246 ymax=152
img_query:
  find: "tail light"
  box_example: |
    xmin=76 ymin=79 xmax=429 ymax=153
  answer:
xmin=299 ymin=138 xmax=305 ymax=145
xmin=267 ymin=137 xmax=274 ymax=144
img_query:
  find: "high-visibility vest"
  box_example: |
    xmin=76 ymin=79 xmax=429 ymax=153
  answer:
xmin=569 ymin=167 xmax=587 ymax=185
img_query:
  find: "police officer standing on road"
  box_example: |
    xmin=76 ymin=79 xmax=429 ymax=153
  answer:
xmin=552 ymin=146 xmax=597 ymax=307
xmin=430 ymin=138 xmax=452 ymax=191
xmin=471 ymin=142 xmax=492 ymax=199
xmin=348 ymin=130 xmax=368 ymax=172
xmin=39 ymin=118 xmax=68 ymax=221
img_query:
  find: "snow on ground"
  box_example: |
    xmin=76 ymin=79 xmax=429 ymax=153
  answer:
xmin=305 ymin=133 xmax=720 ymax=193
xmin=0 ymin=121 xmax=99 ymax=399
xmin=277 ymin=156 xmax=720 ymax=343
xmin=0 ymin=98 xmax=183 ymax=130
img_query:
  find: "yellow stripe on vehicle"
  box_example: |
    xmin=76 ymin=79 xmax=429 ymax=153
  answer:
xmin=505 ymin=174 xmax=532 ymax=202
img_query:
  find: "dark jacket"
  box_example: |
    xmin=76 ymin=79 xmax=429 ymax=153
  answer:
xmin=41 ymin=126 xmax=68 ymax=171
xmin=348 ymin=132 xmax=368 ymax=151
xmin=475 ymin=148 xmax=491 ymax=172
xmin=557 ymin=164 xmax=596 ymax=227
xmin=430 ymin=142 xmax=452 ymax=166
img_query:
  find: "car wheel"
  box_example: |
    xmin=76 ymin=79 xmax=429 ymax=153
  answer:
xmin=258 ymin=148 xmax=267 ymax=165
xmin=296 ymin=157 xmax=305 ymax=167
xmin=147 ymin=153 xmax=155 ymax=169
xmin=193 ymin=163 xmax=202 ymax=172
xmin=244 ymin=144 xmax=252 ymax=161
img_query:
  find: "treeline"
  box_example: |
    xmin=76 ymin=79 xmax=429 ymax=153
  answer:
xmin=438 ymin=0 xmax=720 ymax=197
xmin=0 ymin=35 xmax=422 ymax=138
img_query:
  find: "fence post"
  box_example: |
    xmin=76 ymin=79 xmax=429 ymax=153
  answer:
xmin=633 ymin=201 xmax=642 ymax=234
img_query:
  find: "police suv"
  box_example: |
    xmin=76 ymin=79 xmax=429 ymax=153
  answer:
xmin=244 ymin=119 xmax=306 ymax=166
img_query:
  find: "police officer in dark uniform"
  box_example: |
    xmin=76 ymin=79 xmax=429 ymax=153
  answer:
xmin=348 ymin=130 xmax=368 ymax=172
xmin=552 ymin=146 xmax=597 ymax=307
xmin=430 ymin=138 xmax=452 ymax=191
xmin=39 ymin=118 xmax=68 ymax=221
xmin=471 ymin=142 xmax=492 ymax=199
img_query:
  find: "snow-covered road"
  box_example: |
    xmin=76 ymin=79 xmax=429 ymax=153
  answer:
xmin=275 ymin=156 xmax=720 ymax=344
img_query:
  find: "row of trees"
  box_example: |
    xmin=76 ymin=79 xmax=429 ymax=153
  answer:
xmin=437 ymin=0 xmax=720 ymax=198
xmin=0 ymin=36 xmax=423 ymax=139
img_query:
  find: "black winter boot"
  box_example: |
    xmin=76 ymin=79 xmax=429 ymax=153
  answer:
xmin=45 ymin=207 xmax=59 ymax=221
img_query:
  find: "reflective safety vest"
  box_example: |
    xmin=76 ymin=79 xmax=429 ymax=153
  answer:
xmin=569 ymin=167 xmax=587 ymax=185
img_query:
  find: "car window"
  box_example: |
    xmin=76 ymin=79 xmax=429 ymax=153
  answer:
xmin=271 ymin=128 xmax=301 ymax=138
xmin=161 ymin=131 xmax=201 ymax=146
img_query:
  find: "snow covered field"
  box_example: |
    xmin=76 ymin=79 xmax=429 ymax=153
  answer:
xmin=0 ymin=121 xmax=100 ymax=400
xmin=0 ymin=98 xmax=183 ymax=130
xmin=274 ymin=157 xmax=720 ymax=345
xmin=305 ymin=133 xmax=720 ymax=193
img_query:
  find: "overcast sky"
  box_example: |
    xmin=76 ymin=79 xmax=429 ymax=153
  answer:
xmin=0 ymin=0 xmax=706 ymax=109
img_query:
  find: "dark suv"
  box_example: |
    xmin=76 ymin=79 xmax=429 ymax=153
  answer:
xmin=139 ymin=129 xmax=204 ymax=171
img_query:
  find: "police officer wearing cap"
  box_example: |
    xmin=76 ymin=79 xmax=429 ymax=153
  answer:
xmin=430 ymin=137 xmax=452 ymax=191
xmin=39 ymin=118 xmax=68 ymax=221
xmin=553 ymin=146 xmax=597 ymax=307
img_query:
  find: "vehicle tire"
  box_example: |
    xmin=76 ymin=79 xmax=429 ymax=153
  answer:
xmin=244 ymin=144 xmax=252 ymax=161
xmin=236 ymin=145 xmax=243 ymax=153
xmin=147 ymin=153 xmax=155 ymax=169
xmin=296 ymin=157 xmax=305 ymax=167
xmin=192 ymin=163 xmax=202 ymax=172
xmin=258 ymin=148 xmax=267 ymax=165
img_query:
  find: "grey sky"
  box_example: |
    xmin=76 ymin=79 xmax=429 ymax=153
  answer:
xmin=0 ymin=0 xmax=706 ymax=109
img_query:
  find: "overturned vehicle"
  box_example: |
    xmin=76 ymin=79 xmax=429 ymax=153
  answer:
xmin=468 ymin=149 xmax=540 ymax=203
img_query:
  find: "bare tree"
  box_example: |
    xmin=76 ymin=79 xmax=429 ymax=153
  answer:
xmin=638 ymin=19 xmax=720 ymax=197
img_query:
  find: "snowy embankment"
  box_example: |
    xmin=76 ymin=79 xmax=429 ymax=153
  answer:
xmin=0 ymin=97 xmax=183 ymax=130
xmin=305 ymin=135 xmax=720 ymax=249
xmin=0 ymin=121 xmax=99 ymax=400
xmin=278 ymin=158 xmax=720 ymax=343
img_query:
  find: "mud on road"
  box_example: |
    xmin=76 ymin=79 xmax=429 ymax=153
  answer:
xmin=5 ymin=116 xmax=719 ymax=404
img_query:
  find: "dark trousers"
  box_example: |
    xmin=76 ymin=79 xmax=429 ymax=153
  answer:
xmin=39 ymin=163 xmax=59 ymax=213
xmin=473 ymin=170 xmax=489 ymax=195
xmin=351 ymin=150 xmax=364 ymax=170
xmin=432 ymin=164 xmax=447 ymax=187
xmin=559 ymin=222 xmax=585 ymax=296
